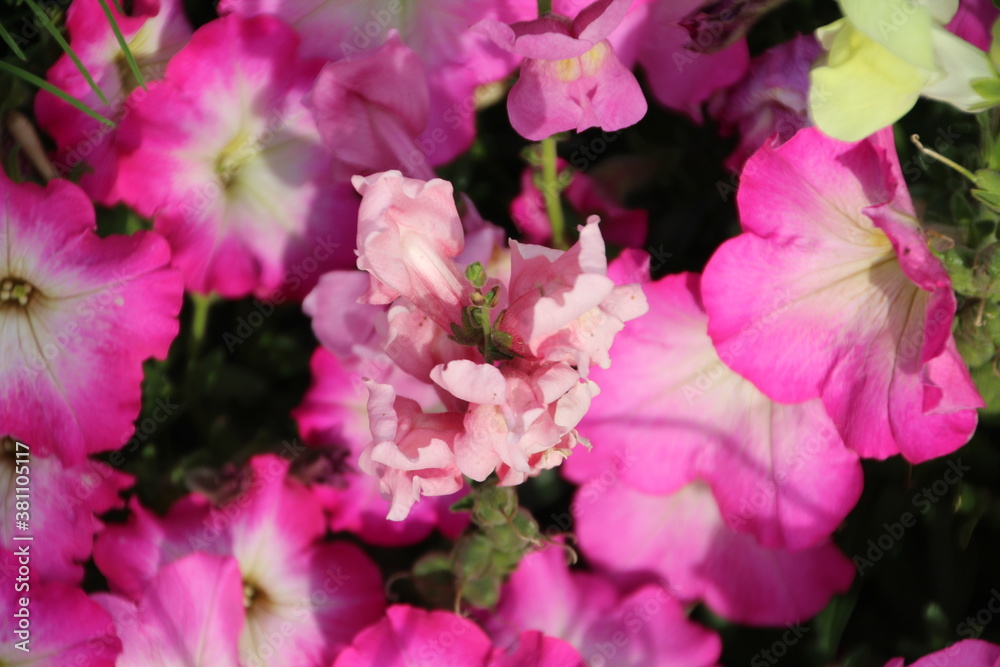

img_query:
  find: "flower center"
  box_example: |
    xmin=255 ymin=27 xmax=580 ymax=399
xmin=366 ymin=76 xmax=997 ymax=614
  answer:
xmin=216 ymin=134 xmax=259 ymax=189
xmin=0 ymin=277 xmax=36 ymax=307
xmin=551 ymin=41 xmax=610 ymax=82
xmin=243 ymin=580 xmax=261 ymax=609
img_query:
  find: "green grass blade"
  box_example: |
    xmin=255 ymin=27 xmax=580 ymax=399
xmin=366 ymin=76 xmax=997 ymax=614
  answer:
xmin=96 ymin=0 xmax=146 ymax=91
xmin=0 ymin=60 xmax=116 ymax=127
xmin=0 ymin=22 xmax=28 ymax=61
xmin=22 ymin=0 xmax=109 ymax=105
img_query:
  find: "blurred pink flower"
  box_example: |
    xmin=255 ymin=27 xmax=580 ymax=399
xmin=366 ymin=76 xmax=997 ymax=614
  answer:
xmin=93 ymin=454 xmax=385 ymax=666
xmin=566 ymin=272 xmax=863 ymax=550
xmin=0 ymin=172 xmax=182 ymax=464
xmin=709 ymin=34 xmax=821 ymax=172
xmin=885 ymin=640 xmax=1000 ymax=666
xmin=35 ymin=0 xmax=192 ymax=202
xmin=0 ymin=550 xmax=121 ymax=665
xmin=114 ymin=14 xmax=358 ymax=299
xmin=333 ymin=605 xmax=585 ymax=667
xmin=573 ymin=479 xmax=855 ymax=626
xmin=702 ymin=127 xmax=983 ymax=462
xmin=477 ymin=0 xmax=647 ymax=139
xmin=487 ymin=546 xmax=722 ymax=666
xmin=221 ymin=0 xmax=537 ymax=164
xmin=95 ymin=554 xmax=244 ymax=667
xmin=1 ymin=449 xmax=131 ymax=583
xmin=306 ymin=31 xmax=435 ymax=179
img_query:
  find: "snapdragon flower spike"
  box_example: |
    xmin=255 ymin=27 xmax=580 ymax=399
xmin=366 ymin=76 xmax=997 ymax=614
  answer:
xmin=487 ymin=546 xmax=722 ymax=666
xmin=476 ymin=0 xmax=647 ymax=140
xmin=114 ymin=14 xmax=358 ymax=299
xmin=221 ymin=0 xmax=537 ymax=164
xmin=34 ymin=0 xmax=192 ymax=202
xmin=93 ymin=455 xmax=385 ymax=666
xmin=0 ymin=171 xmax=182 ymax=465
xmin=95 ymin=553 xmax=244 ymax=667
xmin=0 ymin=440 xmax=132 ymax=584
xmin=701 ymin=127 xmax=983 ymax=462
xmin=333 ymin=605 xmax=585 ymax=667
xmin=306 ymin=31 xmax=435 ymax=180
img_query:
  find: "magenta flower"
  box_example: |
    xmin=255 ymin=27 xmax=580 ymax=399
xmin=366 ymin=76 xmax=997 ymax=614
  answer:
xmin=946 ymin=0 xmax=1000 ymax=51
xmin=294 ymin=348 xmax=468 ymax=545
xmin=334 ymin=605 xmax=585 ymax=667
xmin=477 ymin=0 xmax=647 ymax=139
xmin=573 ymin=479 xmax=855 ymax=626
xmin=565 ymin=272 xmax=863 ymax=549
xmin=709 ymin=34 xmax=821 ymax=172
xmin=220 ymin=0 xmax=537 ymax=164
xmin=701 ymin=127 xmax=983 ymax=462
xmin=0 ymin=551 xmax=121 ymax=665
xmin=93 ymin=454 xmax=385 ymax=666
xmin=95 ymin=554 xmax=244 ymax=666
xmin=885 ymin=640 xmax=1000 ymax=666
xmin=0 ymin=449 xmax=131 ymax=583
xmin=0 ymin=172 xmax=182 ymax=464
xmin=630 ymin=0 xmax=749 ymax=120
xmin=306 ymin=31 xmax=435 ymax=179
xmin=487 ymin=546 xmax=722 ymax=666
xmin=35 ymin=0 xmax=192 ymax=202
xmin=114 ymin=14 xmax=358 ymax=299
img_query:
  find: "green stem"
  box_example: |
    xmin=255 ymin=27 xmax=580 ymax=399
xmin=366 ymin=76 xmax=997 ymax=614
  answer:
xmin=540 ymin=136 xmax=567 ymax=249
xmin=537 ymin=0 xmax=551 ymax=14
xmin=911 ymin=134 xmax=977 ymax=184
xmin=189 ymin=293 xmax=215 ymax=358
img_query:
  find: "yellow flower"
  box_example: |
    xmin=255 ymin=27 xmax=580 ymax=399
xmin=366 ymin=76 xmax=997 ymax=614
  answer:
xmin=809 ymin=0 xmax=996 ymax=141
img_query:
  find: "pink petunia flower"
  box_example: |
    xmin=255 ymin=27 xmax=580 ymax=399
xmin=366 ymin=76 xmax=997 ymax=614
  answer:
xmin=0 ymin=171 xmax=182 ymax=464
xmin=573 ymin=479 xmax=855 ymax=626
xmin=333 ymin=605 xmax=585 ymax=667
xmin=114 ymin=14 xmax=358 ymax=299
xmin=34 ymin=0 xmax=192 ymax=202
xmin=486 ymin=546 xmax=722 ymax=666
xmin=477 ymin=0 xmax=647 ymax=140
xmin=0 ymin=444 xmax=132 ymax=583
xmin=701 ymin=127 xmax=984 ymax=462
xmin=220 ymin=0 xmax=537 ymax=164
xmin=93 ymin=454 xmax=385 ymax=666
xmin=95 ymin=553 xmax=244 ymax=667
xmin=306 ymin=31 xmax=435 ymax=180
xmin=0 ymin=551 xmax=121 ymax=665
xmin=565 ymin=272 xmax=864 ymax=549
xmin=709 ymin=34 xmax=821 ymax=172
xmin=885 ymin=640 xmax=1000 ymax=666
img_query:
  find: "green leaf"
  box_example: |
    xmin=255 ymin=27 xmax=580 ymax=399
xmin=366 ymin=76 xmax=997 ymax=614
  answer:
xmin=22 ymin=0 xmax=109 ymax=105
xmin=96 ymin=0 xmax=146 ymax=91
xmin=0 ymin=61 xmax=115 ymax=127
xmin=972 ymin=187 xmax=1000 ymax=214
xmin=0 ymin=22 xmax=27 ymax=61
xmin=992 ymin=16 xmax=1000 ymax=70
